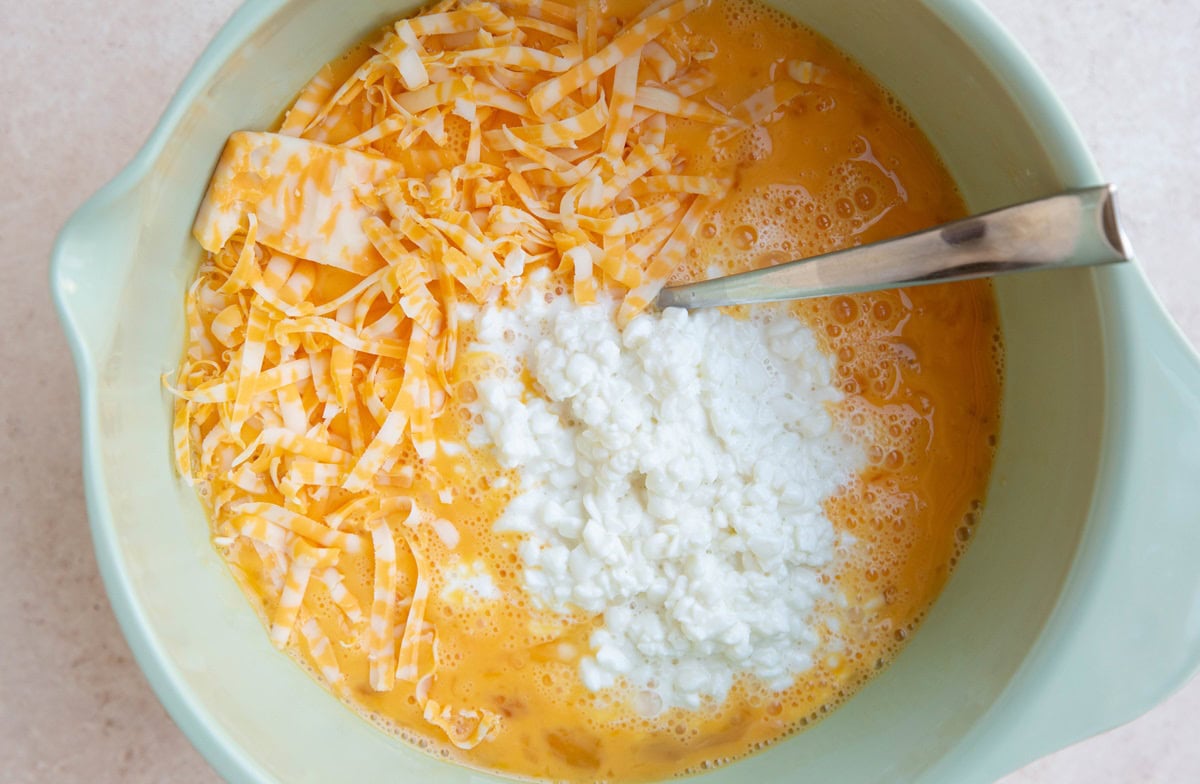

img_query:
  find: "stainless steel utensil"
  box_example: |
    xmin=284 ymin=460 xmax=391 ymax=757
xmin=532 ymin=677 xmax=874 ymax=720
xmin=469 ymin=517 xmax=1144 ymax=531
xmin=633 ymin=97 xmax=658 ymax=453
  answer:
xmin=655 ymin=184 xmax=1130 ymax=309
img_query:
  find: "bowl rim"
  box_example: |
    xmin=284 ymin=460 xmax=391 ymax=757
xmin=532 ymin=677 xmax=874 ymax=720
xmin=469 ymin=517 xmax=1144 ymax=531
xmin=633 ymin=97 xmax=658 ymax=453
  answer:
xmin=52 ymin=3 xmax=295 ymax=780
xmin=49 ymin=0 xmax=1197 ymax=782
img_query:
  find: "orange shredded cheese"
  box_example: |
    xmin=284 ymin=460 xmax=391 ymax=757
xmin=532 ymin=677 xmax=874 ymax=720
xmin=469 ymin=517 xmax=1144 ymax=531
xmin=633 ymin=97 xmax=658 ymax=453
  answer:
xmin=367 ymin=517 xmax=400 ymax=691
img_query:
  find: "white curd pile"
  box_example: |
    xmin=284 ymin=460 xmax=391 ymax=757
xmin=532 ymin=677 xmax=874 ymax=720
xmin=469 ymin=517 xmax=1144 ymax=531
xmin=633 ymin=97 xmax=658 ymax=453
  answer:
xmin=470 ymin=270 xmax=863 ymax=709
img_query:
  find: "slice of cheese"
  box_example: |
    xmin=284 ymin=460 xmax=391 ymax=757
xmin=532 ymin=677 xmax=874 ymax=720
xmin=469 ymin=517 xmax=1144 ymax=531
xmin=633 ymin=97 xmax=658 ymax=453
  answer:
xmin=194 ymin=131 xmax=404 ymax=275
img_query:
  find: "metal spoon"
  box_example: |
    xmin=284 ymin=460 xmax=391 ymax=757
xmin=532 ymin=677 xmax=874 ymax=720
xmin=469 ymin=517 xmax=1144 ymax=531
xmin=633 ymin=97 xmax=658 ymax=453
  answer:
xmin=655 ymin=184 xmax=1130 ymax=309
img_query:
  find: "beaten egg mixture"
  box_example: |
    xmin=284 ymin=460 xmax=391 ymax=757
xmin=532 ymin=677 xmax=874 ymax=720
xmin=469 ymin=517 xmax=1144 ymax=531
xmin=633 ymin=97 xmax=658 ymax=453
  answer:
xmin=168 ymin=0 xmax=1001 ymax=779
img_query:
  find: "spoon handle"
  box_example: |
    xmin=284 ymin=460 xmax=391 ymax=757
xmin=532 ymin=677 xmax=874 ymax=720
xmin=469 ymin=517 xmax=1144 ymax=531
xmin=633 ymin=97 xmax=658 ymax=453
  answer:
xmin=655 ymin=184 xmax=1131 ymax=309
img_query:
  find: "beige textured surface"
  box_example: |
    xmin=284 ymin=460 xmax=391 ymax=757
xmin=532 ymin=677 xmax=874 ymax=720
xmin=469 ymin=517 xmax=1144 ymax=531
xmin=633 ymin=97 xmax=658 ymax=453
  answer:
xmin=1 ymin=0 xmax=1196 ymax=781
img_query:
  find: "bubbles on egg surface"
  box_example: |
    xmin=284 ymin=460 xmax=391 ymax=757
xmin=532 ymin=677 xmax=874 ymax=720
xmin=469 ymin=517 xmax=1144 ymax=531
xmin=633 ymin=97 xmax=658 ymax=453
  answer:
xmin=990 ymin=325 xmax=1007 ymax=379
xmin=441 ymin=113 xmax=471 ymax=158
xmin=732 ymin=225 xmax=758 ymax=250
xmin=720 ymin=0 xmax=799 ymax=34
xmin=828 ymin=296 xmax=856 ymax=325
xmin=713 ymin=123 xmax=774 ymax=166
xmin=756 ymin=249 xmax=790 ymax=267
xmin=680 ymin=183 xmax=821 ymax=283
xmin=855 ymin=186 xmax=877 ymax=211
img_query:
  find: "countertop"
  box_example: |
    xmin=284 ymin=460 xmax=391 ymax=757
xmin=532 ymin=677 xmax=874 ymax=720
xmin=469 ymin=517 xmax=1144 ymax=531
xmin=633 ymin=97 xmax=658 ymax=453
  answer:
xmin=2 ymin=0 xmax=1197 ymax=781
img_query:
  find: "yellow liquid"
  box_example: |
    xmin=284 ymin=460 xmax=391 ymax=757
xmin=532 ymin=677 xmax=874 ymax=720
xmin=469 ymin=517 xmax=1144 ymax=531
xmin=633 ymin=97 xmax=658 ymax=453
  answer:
xmin=191 ymin=0 xmax=1002 ymax=780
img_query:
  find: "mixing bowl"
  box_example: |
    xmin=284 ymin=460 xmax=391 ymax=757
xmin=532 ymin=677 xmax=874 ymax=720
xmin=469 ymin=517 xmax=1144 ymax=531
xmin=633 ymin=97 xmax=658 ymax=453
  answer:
xmin=51 ymin=0 xmax=1200 ymax=781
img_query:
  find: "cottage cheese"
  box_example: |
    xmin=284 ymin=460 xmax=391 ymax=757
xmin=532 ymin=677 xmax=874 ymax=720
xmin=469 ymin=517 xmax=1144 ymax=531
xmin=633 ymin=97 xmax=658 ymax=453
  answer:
xmin=470 ymin=271 xmax=863 ymax=710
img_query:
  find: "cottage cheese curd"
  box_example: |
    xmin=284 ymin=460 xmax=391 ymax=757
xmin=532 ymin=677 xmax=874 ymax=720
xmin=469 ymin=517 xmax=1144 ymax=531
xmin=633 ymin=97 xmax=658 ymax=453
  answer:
xmin=471 ymin=271 xmax=863 ymax=709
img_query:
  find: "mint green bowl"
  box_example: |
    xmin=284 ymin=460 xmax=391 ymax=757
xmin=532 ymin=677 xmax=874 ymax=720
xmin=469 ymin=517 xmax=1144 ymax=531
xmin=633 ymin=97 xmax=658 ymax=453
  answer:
xmin=51 ymin=0 xmax=1200 ymax=781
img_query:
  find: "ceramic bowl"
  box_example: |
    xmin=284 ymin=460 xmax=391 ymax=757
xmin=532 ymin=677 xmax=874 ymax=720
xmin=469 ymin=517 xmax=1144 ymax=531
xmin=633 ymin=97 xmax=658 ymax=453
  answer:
xmin=52 ymin=0 xmax=1200 ymax=781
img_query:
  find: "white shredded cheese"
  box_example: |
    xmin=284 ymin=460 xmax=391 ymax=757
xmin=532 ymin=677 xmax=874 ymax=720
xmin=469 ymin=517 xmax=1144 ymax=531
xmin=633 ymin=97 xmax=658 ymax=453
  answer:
xmin=439 ymin=558 xmax=504 ymax=607
xmin=470 ymin=270 xmax=863 ymax=710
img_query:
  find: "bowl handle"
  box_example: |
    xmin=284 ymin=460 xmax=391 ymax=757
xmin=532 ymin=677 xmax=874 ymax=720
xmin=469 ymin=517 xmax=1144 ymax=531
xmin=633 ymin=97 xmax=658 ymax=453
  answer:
xmin=52 ymin=178 xmax=147 ymax=369
xmin=941 ymin=267 xmax=1200 ymax=782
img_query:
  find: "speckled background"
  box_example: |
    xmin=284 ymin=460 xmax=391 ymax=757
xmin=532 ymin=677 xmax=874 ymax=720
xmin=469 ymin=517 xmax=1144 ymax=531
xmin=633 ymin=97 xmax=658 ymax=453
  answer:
xmin=2 ymin=1 xmax=1197 ymax=781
